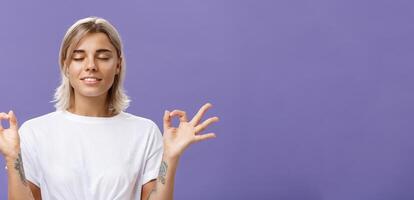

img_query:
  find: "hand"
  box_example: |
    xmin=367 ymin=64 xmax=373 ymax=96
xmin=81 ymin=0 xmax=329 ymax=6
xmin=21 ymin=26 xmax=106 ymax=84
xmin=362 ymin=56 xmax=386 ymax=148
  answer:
xmin=162 ymin=103 xmax=219 ymax=159
xmin=0 ymin=111 xmax=21 ymax=162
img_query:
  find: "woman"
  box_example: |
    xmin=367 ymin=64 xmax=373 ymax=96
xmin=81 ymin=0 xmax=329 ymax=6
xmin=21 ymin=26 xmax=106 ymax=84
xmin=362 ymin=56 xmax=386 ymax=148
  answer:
xmin=0 ymin=17 xmax=219 ymax=200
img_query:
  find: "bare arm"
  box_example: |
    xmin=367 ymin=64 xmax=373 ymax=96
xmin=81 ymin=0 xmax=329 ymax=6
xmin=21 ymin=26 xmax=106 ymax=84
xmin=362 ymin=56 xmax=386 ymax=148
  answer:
xmin=1 ymin=111 xmax=36 ymax=200
xmin=5 ymin=152 xmax=37 ymax=200
xmin=142 ymin=103 xmax=219 ymax=200
xmin=28 ymin=182 xmax=41 ymax=200
xmin=141 ymin=156 xmax=179 ymax=200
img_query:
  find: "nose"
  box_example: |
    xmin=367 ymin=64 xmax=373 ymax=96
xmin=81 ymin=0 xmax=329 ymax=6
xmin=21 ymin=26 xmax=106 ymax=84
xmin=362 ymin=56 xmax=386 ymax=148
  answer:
xmin=85 ymin=57 xmax=98 ymax=71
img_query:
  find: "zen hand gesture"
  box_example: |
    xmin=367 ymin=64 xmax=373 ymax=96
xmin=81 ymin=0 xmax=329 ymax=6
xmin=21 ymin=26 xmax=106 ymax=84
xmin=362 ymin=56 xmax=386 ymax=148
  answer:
xmin=0 ymin=111 xmax=21 ymax=161
xmin=163 ymin=103 xmax=219 ymax=159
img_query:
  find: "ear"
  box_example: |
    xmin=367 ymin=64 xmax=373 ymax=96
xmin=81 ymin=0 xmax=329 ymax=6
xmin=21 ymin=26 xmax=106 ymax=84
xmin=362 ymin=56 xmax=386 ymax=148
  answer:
xmin=116 ymin=57 xmax=122 ymax=74
xmin=115 ymin=65 xmax=120 ymax=75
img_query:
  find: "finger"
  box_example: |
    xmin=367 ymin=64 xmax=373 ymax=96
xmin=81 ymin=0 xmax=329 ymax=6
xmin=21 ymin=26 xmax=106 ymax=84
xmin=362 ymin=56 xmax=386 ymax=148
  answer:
xmin=169 ymin=110 xmax=188 ymax=122
xmin=195 ymin=116 xmax=219 ymax=133
xmin=190 ymin=103 xmax=212 ymax=126
xmin=194 ymin=133 xmax=216 ymax=143
xmin=163 ymin=110 xmax=172 ymax=130
xmin=8 ymin=110 xmax=18 ymax=130
xmin=0 ymin=112 xmax=10 ymax=131
xmin=0 ymin=113 xmax=9 ymax=119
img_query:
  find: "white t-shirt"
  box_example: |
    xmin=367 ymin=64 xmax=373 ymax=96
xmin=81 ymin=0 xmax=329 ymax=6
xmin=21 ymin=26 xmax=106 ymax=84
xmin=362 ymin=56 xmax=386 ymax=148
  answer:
xmin=19 ymin=110 xmax=164 ymax=200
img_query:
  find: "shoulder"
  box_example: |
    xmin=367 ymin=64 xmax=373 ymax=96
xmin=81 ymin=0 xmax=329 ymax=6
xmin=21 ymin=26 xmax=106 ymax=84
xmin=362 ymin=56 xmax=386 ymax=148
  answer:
xmin=113 ymin=112 xmax=163 ymax=149
xmin=20 ymin=111 xmax=60 ymax=131
xmin=121 ymin=112 xmax=159 ymax=129
xmin=18 ymin=111 xmax=59 ymax=143
xmin=121 ymin=112 xmax=163 ymax=140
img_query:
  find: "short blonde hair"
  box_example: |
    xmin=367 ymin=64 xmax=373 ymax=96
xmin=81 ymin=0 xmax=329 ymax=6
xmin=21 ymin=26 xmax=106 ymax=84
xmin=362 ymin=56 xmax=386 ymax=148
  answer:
xmin=53 ymin=16 xmax=130 ymax=114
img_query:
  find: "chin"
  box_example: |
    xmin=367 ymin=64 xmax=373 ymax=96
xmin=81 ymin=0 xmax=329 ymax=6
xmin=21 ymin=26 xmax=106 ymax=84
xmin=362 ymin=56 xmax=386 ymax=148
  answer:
xmin=77 ymin=88 xmax=108 ymax=98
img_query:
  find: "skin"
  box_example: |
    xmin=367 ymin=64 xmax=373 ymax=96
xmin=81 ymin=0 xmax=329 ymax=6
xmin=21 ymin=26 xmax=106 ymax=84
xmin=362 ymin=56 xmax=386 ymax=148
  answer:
xmin=142 ymin=104 xmax=219 ymax=200
xmin=0 ymin=32 xmax=219 ymax=200
xmin=66 ymin=32 xmax=121 ymax=117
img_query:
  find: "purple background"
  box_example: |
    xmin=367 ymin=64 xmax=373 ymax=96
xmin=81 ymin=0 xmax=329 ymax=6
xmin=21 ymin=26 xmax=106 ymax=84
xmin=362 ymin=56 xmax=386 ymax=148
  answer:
xmin=1 ymin=0 xmax=414 ymax=199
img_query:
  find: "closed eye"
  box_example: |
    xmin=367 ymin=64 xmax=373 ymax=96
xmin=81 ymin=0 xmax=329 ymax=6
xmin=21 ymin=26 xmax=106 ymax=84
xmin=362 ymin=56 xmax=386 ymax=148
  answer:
xmin=73 ymin=57 xmax=84 ymax=61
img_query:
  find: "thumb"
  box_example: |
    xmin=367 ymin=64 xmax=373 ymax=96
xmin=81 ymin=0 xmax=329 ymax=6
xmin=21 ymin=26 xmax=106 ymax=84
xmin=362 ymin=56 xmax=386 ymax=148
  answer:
xmin=163 ymin=110 xmax=171 ymax=131
xmin=8 ymin=110 xmax=18 ymax=130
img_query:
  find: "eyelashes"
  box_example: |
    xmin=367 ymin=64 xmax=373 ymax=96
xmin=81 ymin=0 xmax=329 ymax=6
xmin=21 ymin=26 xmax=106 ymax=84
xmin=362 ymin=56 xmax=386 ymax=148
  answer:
xmin=72 ymin=57 xmax=110 ymax=61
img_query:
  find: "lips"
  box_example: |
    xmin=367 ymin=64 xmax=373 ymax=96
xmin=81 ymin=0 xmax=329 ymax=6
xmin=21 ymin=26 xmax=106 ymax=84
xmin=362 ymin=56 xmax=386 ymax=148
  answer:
xmin=80 ymin=76 xmax=102 ymax=85
xmin=80 ymin=76 xmax=102 ymax=81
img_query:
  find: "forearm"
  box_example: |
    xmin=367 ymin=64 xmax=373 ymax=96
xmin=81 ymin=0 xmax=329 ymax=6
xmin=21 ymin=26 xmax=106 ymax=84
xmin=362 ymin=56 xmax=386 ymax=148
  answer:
xmin=147 ymin=154 xmax=179 ymax=200
xmin=6 ymin=152 xmax=35 ymax=200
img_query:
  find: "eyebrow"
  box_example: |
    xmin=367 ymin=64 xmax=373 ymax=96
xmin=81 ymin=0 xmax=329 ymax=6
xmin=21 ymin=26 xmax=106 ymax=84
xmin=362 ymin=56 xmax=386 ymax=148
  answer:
xmin=72 ymin=49 xmax=113 ymax=54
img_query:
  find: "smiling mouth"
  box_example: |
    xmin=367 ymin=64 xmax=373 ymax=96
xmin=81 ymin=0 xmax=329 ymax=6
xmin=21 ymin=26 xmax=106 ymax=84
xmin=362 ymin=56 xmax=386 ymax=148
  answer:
xmin=80 ymin=77 xmax=102 ymax=84
xmin=80 ymin=77 xmax=102 ymax=81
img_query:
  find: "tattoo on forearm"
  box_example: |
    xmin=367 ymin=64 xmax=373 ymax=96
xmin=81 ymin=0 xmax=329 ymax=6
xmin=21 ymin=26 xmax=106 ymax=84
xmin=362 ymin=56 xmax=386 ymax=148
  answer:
xmin=158 ymin=160 xmax=168 ymax=185
xmin=146 ymin=161 xmax=167 ymax=200
xmin=14 ymin=153 xmax=27 ymax=186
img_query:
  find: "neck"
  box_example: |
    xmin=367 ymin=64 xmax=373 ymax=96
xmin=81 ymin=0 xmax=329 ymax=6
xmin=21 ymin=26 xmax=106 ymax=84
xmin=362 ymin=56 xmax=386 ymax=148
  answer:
xmin=68 ymin=91 xmax=114 ymax=117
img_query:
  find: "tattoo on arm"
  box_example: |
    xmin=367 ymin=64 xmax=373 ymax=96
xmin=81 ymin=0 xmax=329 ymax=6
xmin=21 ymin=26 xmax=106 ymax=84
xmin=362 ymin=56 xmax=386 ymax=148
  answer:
xmin=158 ymin=160 xmax=168 ymax=185
xmin=14 ymin=153 xmax=27 ymax=186
xmin=146 ymin=160 xmax=168 ymax=200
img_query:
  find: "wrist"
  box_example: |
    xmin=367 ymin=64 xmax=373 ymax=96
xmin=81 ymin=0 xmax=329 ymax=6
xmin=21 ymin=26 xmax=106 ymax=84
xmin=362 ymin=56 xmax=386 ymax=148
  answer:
xmin=162 ymin=151 xmax=180 ymax=162
xmin=5 ymin=151 xmax=21 ymax=165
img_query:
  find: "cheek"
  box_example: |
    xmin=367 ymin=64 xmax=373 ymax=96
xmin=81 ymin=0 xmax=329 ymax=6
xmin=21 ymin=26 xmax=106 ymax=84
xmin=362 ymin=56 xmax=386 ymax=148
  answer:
xmin=102 ymin=69 xmax=118 ymax=85
xmin=67 ymin=62 xmax=83 ymax=74
xmin=67 ymin=65 xmax=82 ymax=86
xmin=100 ymin=61 xmax=119 ymax=76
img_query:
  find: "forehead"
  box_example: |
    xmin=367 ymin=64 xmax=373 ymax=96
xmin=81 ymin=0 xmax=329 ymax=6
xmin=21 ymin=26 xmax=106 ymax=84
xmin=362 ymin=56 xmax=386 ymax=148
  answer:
xmin=74 ymin=32 xmax=116 ymax=52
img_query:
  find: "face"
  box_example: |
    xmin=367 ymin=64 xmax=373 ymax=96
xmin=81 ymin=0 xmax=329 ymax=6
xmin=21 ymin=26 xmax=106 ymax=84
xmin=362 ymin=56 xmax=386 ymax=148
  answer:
xmin=66 ymin=32 xmax=120 ymax=100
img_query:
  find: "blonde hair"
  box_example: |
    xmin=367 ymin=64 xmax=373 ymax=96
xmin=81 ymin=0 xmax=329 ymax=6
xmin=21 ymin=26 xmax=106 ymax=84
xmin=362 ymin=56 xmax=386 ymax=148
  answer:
xmin=53 ymin=16 xmax=130 ymax=114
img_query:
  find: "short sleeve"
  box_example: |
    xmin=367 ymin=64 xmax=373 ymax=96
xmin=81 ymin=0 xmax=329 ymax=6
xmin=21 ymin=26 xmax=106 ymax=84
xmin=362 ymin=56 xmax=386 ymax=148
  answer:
xmin=19 ymin=123 xmax=41 ymax=187
xmin=142 ymin=121 xmax=164 ymax=185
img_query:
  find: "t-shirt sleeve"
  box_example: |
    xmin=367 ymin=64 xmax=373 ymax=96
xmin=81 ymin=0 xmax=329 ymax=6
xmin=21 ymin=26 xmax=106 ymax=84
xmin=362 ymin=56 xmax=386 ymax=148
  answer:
xmin=142 ymin=121 xmax=164 ymax=185
xmin=19 ymin=123 xmax=41 ymax=187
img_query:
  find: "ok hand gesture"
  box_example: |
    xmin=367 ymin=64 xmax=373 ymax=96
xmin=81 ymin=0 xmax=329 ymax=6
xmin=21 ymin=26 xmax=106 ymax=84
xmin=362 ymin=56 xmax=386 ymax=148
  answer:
xmin=0 ymin=111 xmax=21 ymax=161
xmin=162 ymin=103 xmax=219 ymax=159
